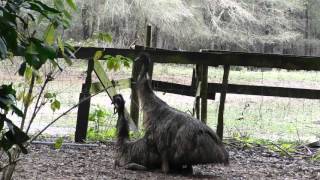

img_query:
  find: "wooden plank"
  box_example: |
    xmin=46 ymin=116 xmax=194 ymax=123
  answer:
xmin=200 ymin=65 xmax=208 ymax=124
xmin=195 ymin=65 xmax=202 ymax=119
xmin=93 ymin=60 xmax=134 ymax=124
xmin=130 ymin=62 xmax=140 ymax=127
xmin=217 ymin=65 xmax=230 ymax=139
xmin=136 ymin=46 xmax=320 ymax=71
xmin=72 ymin=46 xmax=320 ymax=71
xmin=146 ymin=25 xmax=154 ymax=79
xmin=75 ymin=59 xmax=93 ymax=143
xmin=131 ymin=79 xmax=320 ymax=100
xmin=209 ymin=83 xmax=320 ymax=99
xmin=152 ymin=80 xmax=216 ymax=99
xmin=194 ymin=81 xmax=201 ymax=119
xmin=90 ymin=79 xmax=131 ymax=94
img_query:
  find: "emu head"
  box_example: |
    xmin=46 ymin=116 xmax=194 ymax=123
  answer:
xmin=112 ymin=94 xmax=125 ymax=114
xmin=135 ymin=53 xmax=151 ymax=81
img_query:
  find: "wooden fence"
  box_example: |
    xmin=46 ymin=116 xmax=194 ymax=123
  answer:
xmin=72 ymin=28 xmax=320 ymax=142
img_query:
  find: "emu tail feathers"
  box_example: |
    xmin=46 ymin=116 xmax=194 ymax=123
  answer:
xmin=196 ymin=132 xmax=229 ymax=165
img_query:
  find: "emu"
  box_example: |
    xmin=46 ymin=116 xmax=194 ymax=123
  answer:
xmin=113 ymin=94 xmax=161 ymax=170
xmin=135 ymin=54 xmax=229 ymax=173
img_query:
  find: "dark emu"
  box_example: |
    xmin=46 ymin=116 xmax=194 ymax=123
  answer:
xmin=135 ymin=54 xmax=229 ymax=173
xmin=113 ymin=94 xmax=161 ymax=170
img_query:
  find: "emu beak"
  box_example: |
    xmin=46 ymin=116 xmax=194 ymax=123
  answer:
xmin=134 ymin=56 xmax=140 ymax=62
xmin=112 ymin=100 xmax=118 ymax=114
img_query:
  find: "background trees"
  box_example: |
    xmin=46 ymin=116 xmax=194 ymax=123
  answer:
xmin=62 ymin=0 xmax=320 ymax=55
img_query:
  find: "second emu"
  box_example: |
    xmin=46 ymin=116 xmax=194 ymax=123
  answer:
xmin=113 ymin=94 xmax=161 ymax=170
xmin=135 ymin=54 xmax=229 ymax=173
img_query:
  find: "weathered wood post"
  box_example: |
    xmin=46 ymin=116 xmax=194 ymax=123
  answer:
xmin=75 ymin=58 xmax=94 ymax=142
xmin=130 ymin=25 xmax=152 ymax=128
xmin=146 ymin=25 xmax=153 ymax=78
xmin=200 ymin=65 xmax=208 ymax=124
xmin=192 ymin=65 xmax=202 ymax=119
xmin=217 ymin=65 xmax=230 ymax=139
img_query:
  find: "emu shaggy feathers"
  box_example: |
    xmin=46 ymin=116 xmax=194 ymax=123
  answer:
xmin=113 ymin=94 xmax=161 ymax=170
xmin=136 ymin=54 xmax=229 ymax=172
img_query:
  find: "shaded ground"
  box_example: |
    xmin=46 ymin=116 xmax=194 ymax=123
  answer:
xmin=13 ymin=141 xmax=320 ymax=180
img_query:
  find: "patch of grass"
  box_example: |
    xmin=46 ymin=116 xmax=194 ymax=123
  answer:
xmin=311 ymin=151 xmax=320 ymax=162
xmin=230 ymin=134 xmax=300 ymax=157
xmin=87 ymin=127 xmax=117 ymax=141
xmin=87 ymin=127 xmax=145 ymax=142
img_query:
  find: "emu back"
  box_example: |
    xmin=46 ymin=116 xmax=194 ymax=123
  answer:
xmin=135 ymin=54 xmax=229 ymax=172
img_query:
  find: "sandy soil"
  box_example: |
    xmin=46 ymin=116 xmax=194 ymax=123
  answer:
xmin=12 ymin=141 xmax=320 ymax=180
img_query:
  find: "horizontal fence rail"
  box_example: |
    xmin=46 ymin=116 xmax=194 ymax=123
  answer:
xmin=73 ymin=45 xmax=320 ymax=71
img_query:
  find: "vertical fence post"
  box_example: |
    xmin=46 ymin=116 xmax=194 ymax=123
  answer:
xmin=217 ymin=65 xmax=230 ymax=139
xmin=75 ymin=58 xmax=94 ymax=142
xmin=130 ymin=62 xmax=140 ymax=127
xmin=193 ymin=65 xmax=202 ymax=119
xmin=200 ymin=65 xmax=208 ymax=124
xmin=130 ymin=25 xmax=152 ymax=128
xmin=146 ymin=25 xmax=153 ymax=78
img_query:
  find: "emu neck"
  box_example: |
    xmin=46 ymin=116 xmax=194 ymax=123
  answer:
xmin=116 ymin=107 xmax=129 ymax=146
xmin=137 ymin=77 xmax=166 ymax=112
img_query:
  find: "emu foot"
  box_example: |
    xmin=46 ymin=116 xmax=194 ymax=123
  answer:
xmin=161 ymin=154 xmax=170 ymax=174
xmin=171 ymin=165 xmax=193 ymax=175
xmin=125 ymin=163 xmax=147 ymax=171
xmin=113 ymin=160 xmax=119 ymax=169
xmin=182 ymin=165 xmax=193 ymax=175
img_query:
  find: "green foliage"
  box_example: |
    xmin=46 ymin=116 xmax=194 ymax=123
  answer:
xmin=0 ymin=84 xmax=23 ymax=117
xmin=54 ymin=137 xmax=64 ymax=149
xmin=0 ymin=0 xmax=77 ymax=73
xmin=0 ymin=0 xmax=77 ymax=165
xmin=87 ymin=127 xmax=144 ymax=142
xmin=87 ymin=127 xmax=117 ymax=141
xmin=104 ymin=55 xmax=131 ymax=71
xmin=311 ymin=150 xmax=320 ymax=162
xmin=44 ymin=92 xmax=61 ymax=112
xmin=93 ymin=32 xmax=112 ymax=43
xmin=88 ymin=106 xmax=111 ymax=132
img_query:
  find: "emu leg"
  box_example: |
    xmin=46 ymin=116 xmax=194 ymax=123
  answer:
xmin=125 ymin=163 xmax=147 ymax=171
xmin=161 ymin=153 xmax=170 ymax=173
xmin=184 ymin=165 xmax=193 ymax=174
xmin=113 ymin=160 xmax=119 ymax=169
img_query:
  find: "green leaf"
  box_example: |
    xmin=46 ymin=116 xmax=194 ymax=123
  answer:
xmin=94 ymin=50 xmax=103 ymax=61
xmin=0 ymin=118 xmax=4 ymax=131
xmin=44 ymin=24 xmax=56 ymax=45
xmin=123 ymin=60 xmax=131 ymax=68
xmin=63 ymin=10 xmax=72 ymax=20
xmin=0 ymin=137 xmax=14 ymax=152
xmin=63 ymin=55 xmax=73 ymax=66
xmin=44 ymin=92 xmax=54 ymax=98
xmin=51 ymin=99 xmax=61 ymax=112
xmin=54 ymin=0 xmax=64 ymax=10
xmin=97 ymin=33 xmax=112 ymax=43
xmin=11 ymin=105 xmax=24 ymax=117
xmin=26 ymin=42 xmax=39 ymax=55
xmin=30 ymin=1 xmax=61 ymax=14
xmin=54 ymin=137 xmax=63 ymax=149
xmin=106 ymin=59 xmax=114 ymax=70
xmin=24 ymin=66 xmax=33 ymax=82
xmin=0 ymin=37 xmax=8 ymax=59
xmin=66 ymin=0 xmax=77 ymax=11
xmin=18 ymin=62 xmax=27 ymax=76
xmin=4 ymin=121 xmax=29 ymax=154
xmin=57 ymin=36 xmax=64 ymax=54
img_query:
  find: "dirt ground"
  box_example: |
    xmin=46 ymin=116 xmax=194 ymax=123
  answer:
xmin=12 ymin=141 xmax=320 ymax=180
